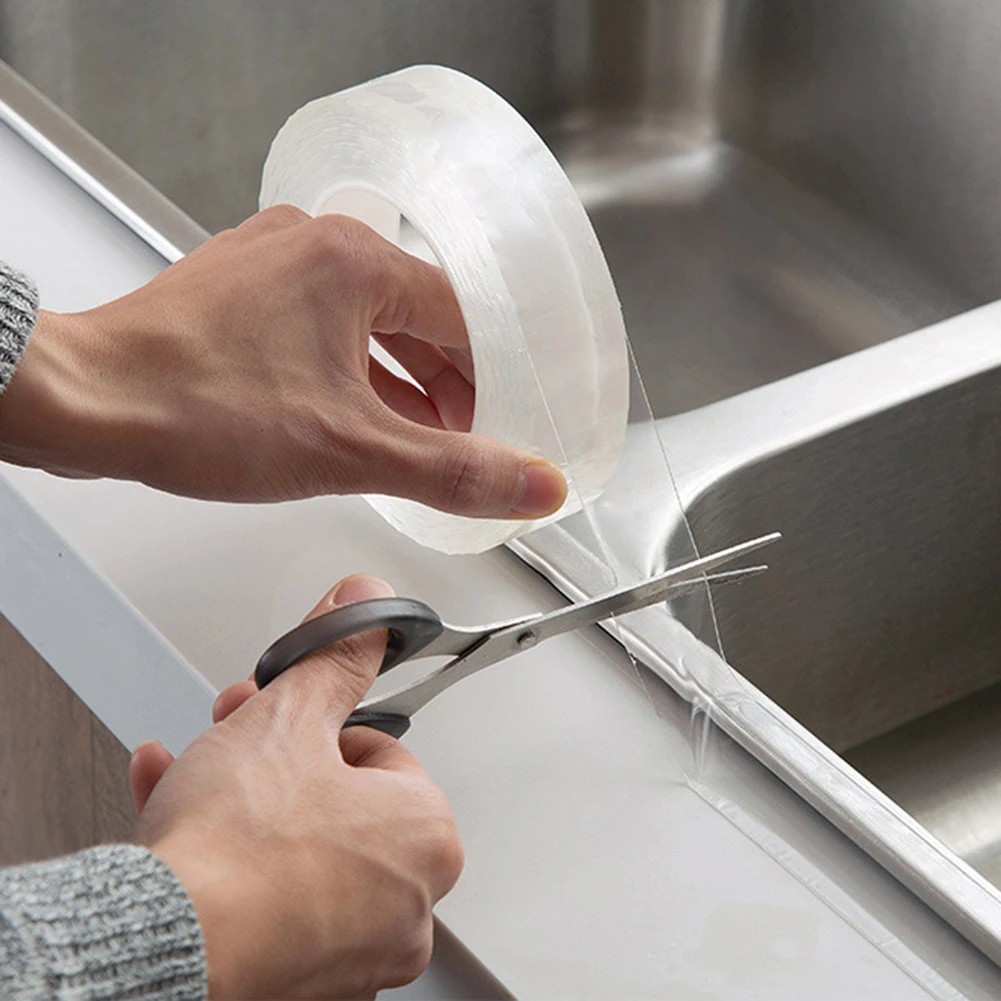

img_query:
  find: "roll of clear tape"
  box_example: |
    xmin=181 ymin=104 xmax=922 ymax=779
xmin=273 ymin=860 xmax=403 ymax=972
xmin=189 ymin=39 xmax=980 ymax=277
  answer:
xmin=260 ymin=65 xmax=628 ymax=554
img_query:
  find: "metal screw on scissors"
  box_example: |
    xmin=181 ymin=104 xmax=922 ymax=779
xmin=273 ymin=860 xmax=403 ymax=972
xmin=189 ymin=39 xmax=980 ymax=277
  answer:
xmin=255 ymin=532 xmax=781 ymax=737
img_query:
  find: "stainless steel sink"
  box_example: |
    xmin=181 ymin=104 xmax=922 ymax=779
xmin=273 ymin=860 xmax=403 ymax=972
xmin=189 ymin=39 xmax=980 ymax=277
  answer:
xmin=6 ymin=0 xmax=1001 ymax=970
xmin=678 ymin=310 xmax=1001 ymax=899
xmin=544 ymin=0 xmax=998 ymax=415
xmin=687 ymin=361 xmax=1001 ymax=761
xmin=518 ymin=0 xmax=1001 ymax=968
xmin=519 ymin=303 xmax=1001 ymax=967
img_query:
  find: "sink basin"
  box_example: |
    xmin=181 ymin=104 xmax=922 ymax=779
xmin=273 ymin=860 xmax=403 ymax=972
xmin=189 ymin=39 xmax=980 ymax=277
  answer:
xmin=514 ymin=0 xmax=1001 ymax=964
xmin=542 ymin=0 xmax=997 ymax=416
xmin=681 ymin=315 xmax=1001 ymax=887
xmin=565 ymin=142 xmax=969 ymax=416
xmin=518 ymin=302 xmax=1001 ymax=965
xmin=688 ymin=363 xmax=1001 ymax=760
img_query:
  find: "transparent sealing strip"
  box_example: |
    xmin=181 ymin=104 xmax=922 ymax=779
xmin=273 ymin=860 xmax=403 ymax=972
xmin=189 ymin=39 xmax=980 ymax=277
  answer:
xmin=261 ymin=65 xmax=629 ymax=555
xmin=514 ymin=349 xmax=983 ymax=996
xmin=511 ymin=330 xmax=731 ymax=778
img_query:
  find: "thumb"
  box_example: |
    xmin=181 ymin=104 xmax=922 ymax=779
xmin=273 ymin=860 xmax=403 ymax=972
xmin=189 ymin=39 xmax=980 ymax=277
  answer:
xmin=265 ymin=574 xmax=395 ymax=726
xmin=376 ymin=419 xmax=568 ymax=520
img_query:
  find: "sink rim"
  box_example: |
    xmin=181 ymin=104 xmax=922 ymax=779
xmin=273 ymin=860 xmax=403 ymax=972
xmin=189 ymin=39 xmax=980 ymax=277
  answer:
xmin=515 ymin=299 xmax=1001 ymax=966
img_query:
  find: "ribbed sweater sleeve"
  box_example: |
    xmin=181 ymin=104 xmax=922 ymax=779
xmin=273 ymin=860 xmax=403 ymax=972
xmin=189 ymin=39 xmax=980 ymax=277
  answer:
xmin=0 ymin=260 xmax=39 ymax=395
xmin=0 ymin=844 xmax=207 ymax=1000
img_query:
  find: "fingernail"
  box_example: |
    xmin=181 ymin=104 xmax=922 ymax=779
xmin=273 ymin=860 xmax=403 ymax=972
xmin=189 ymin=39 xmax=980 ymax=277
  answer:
xmin=511 ymin=459 xmax=568 ymax=518
xmin=331 ymin=574 xmax=395 ymax=607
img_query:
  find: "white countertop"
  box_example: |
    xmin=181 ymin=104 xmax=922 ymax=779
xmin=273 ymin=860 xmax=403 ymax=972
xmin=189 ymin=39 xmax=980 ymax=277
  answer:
xmin=2 ymin=114 xmax=1000 ymax=999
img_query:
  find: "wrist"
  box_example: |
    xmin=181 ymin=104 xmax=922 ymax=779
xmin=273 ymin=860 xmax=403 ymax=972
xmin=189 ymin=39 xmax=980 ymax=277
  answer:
xmin=151 ymin=833 xmax=256 ymax=1000
xmin=0 ymin=309 xmax=123 ymax=477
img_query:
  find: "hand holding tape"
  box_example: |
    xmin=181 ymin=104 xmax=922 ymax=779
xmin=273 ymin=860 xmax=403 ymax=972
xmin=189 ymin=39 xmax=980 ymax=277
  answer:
xmin=260 ymin=65 xmax=628 ymax=554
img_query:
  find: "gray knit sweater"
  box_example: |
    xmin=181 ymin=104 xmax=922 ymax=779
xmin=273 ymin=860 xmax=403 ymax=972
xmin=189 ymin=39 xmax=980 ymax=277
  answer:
xmin=0 ymin=262 xmax=38 ymax=396
xmin=0 ymin=262 xmax=208 ymax=1000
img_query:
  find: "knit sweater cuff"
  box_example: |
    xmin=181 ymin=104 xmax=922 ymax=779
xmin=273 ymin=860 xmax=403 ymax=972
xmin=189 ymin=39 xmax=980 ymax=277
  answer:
xmin=0 ymin=262 xmax=39 ymax=396
xmin=0 ymin=844 xmax=207 ymax=1001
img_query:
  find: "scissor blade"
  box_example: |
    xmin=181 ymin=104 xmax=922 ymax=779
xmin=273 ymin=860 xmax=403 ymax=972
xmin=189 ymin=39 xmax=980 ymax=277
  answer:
xmin=352 ymin=538 xmax=778 ymax=722
xmin=520 ymin=532 xmax=780 ymax=647
xmin=698 ymin=565 xmax=768 ymax=589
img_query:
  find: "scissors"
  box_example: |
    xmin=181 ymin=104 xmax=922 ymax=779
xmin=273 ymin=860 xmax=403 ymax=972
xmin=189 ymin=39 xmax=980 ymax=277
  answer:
xmin=255 ymin=531 xmax=780 ymax=737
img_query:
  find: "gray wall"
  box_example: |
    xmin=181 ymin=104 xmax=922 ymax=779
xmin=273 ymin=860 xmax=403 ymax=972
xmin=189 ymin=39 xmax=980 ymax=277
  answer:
xmin=4 ymin=0 xmax=1001 ymax=304
xmin=0 ymin=1 xmax=559 ymax=232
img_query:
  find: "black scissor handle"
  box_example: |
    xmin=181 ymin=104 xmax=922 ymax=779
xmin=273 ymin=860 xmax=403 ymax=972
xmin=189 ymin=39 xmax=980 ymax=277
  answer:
xmin=343 ymin=711 xmax=412 ymax=739
xmin=254 ymin=597 xmax=444 ymax=690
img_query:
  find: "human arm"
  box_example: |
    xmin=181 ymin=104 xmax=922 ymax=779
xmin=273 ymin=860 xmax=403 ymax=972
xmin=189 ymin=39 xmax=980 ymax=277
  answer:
xmin=0 ymin=573 xmax=461 ymax=1000
xmin=0 ymin=208 xmax=566 ymax=516
xmin=0 ymin=845 xmax=205 ymax=1000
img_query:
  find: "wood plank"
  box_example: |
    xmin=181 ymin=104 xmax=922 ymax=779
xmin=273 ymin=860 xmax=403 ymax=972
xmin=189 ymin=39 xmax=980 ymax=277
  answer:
xmin=0 ymin=613 xmax=133 ymax=865
xmin=92 ymin=707 xmax=136 ymax=845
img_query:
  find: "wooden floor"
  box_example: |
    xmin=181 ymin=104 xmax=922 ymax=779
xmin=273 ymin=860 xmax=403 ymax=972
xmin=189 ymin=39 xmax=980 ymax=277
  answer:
xmin=0 ymin=613 xmax=135 ymax=865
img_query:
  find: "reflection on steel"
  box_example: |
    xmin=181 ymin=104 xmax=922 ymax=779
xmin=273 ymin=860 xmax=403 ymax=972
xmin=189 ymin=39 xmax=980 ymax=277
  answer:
xmin=517 ymin=303 xmax=1001 ymax=966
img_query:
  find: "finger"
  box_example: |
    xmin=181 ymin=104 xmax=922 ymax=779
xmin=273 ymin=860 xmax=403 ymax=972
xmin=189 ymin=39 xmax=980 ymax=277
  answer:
xmin=368 ymin=356 xmax=444 ymax=429
xmin=265 ymin=574 xmax=395 ymax=726
xmin=373 ymin=333 xmax=474 ymax=432
xmin=212 ymin=680 xmax=258 ymax=723
xmin=340 ymin=724 xmax=429 ymax=777
xmin=129 ymin=741 xmax=175 ymax=814
xmin=370 ymin=244 xmax=469 ymax=351
xmin=443 ymin=344 xmax=475 ymax=385
xmin=368 ymin=415 xmax=569 ymax=519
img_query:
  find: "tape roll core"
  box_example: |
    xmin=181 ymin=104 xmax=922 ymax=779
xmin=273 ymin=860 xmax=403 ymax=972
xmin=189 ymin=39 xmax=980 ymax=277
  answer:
xmin=260 ymin=65 xmax=628 ymax=554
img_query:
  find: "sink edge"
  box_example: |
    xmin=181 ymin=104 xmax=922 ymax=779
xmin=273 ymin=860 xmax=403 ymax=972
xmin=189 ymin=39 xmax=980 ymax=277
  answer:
xmin=514 ymin=301 xmax=1001 ymax=964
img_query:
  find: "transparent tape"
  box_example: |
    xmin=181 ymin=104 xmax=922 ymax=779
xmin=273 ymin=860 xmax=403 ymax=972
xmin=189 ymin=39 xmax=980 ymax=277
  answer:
xmin=260 ymin=64 xmax=629 ymax=555
xmin=260 ymin=61 xmax=725 ymax=759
